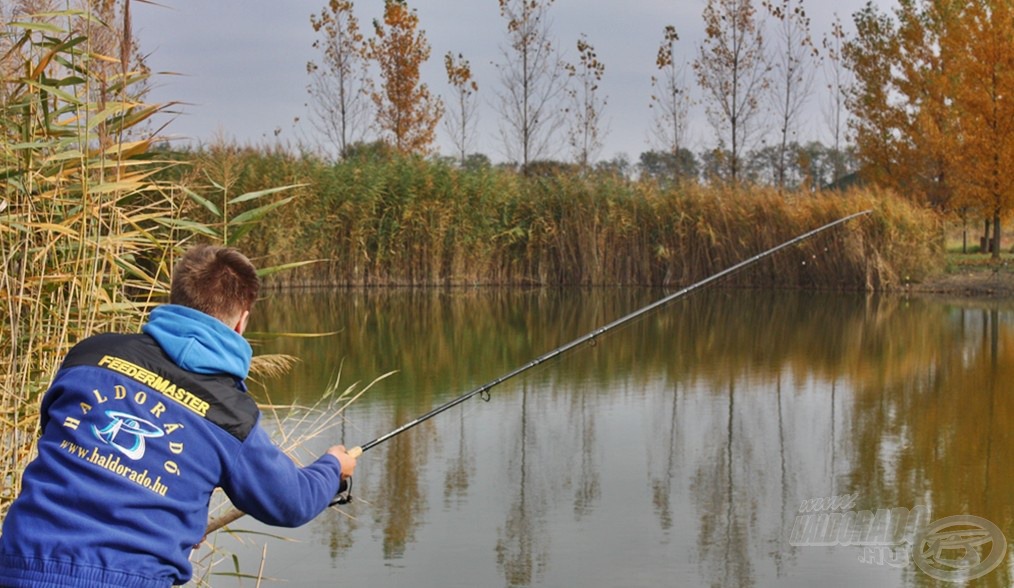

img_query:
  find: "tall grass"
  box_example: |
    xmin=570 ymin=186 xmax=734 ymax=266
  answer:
xmin=0 ymin=10 xmax=184 ymax=517
xmin=195 ymin=149 xmax=941 ymax=289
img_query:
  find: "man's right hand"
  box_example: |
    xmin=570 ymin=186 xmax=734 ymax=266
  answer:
xmin=327 ymin=445 xmax=357 ymax=479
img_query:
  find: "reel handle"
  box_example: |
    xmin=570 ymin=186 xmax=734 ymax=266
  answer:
xmin=330 ymin=445 xmax=363 ymax=505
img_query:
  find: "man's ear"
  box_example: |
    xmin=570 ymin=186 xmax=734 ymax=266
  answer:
xmin=234 ymin=310 xmax=250 ymax=335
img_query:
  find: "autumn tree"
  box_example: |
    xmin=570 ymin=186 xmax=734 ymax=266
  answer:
xmin=365 ymin=0 xmax=443 ymax=154
xmin=844 ymin=4 xmax=903 ymax=188
xmin=693 ymin=0 xmax=769 ymax=185
xmin=762 ymin=0 xmax=817 ymax=189
xmin=649 ymin=25 xmax=694 ymax=177
xmin=564 ymin=34 xmax=607 ymax=169
xmin=894 ymin=0 xmax=958 ymax=214
xmin=443 ymin=52 xmax=479 ymax=166
xmin=938 ymin=0 xmax=1014 ymax=257
xmin=844 ymin=1 xmax=954 ymax=206
xmin=845 ymin=0 xmax=1014 ymax=255
xmin=821 ymin=14 xmax=853 ymax=184
xmin=308 ymin=0 xmax=371 ymax=159
xmin=494 ymin=0 xmax=567 ymax=172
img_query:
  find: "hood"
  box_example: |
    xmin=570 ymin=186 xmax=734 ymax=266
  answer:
xmin=142 ymin=304 xmax=252 ymax=380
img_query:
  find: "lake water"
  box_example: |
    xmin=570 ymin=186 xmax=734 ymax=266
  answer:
xmin=193 ymin=288 xmax=1014 ymax=587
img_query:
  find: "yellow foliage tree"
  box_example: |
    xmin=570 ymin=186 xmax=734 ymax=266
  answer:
xmin=693 ymin=0 xmax=769 ymax=186
xmin=366 ymin=0 xmax=443 ymax=155
xmin=939 ymin=0 xmax=1014 ymax=257
xmin=846 ymin=1 xmax=951 ymax=205
xmin=847 ymin=0 xmax=1014 ymax=256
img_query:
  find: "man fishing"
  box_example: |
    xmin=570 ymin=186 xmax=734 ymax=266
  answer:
xmin=0 ymin=244 xmax=357 ymax=588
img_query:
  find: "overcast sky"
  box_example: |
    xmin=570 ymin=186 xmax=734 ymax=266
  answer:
xmin=132 ymin=0 xmax=889 ymax=163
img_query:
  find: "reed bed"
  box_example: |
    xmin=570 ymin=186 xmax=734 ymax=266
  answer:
xmin=0 ymin=11 xmax=188 ymax=517
xmin=197 ymin=149 xmax=942 ymax=290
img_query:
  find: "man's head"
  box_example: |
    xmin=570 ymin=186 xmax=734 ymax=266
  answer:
xmin=170 ymin=245 xmax=260 ymax=333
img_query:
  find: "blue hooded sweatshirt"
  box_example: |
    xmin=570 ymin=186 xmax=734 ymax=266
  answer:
xmin=0 ymin=305 xmax=343 ymax=588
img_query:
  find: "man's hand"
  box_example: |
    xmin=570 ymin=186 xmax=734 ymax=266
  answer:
xmin=327 ymin=445 xmax=357 ymax=479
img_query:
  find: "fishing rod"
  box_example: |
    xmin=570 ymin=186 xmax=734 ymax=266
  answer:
xmin=204 ymin=209 xmax=871 ymax=536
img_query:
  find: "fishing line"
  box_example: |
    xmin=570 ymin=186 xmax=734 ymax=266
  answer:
xmin=204 ymin=209 xmax=871 ymax=536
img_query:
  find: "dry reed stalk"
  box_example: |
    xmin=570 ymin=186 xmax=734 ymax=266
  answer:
xmin=234 ymin=155 xmax=938 ymax=290
xmin=1 ymin=8 xmax=182 ymax=518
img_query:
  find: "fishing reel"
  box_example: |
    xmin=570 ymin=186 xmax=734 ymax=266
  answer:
xmin=330 ymin=477 xmax=353 ymax=506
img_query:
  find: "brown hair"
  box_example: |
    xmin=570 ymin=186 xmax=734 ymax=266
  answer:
xmin=170 ymin=245 xmax=260 ymax=321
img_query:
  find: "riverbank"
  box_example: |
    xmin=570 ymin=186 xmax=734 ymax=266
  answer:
xmin=908 ymin=256 xmax=1014 ymax=298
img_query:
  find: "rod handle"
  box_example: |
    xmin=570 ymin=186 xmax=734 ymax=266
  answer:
xmin=347 ymin=445 xmax=363 ymax=458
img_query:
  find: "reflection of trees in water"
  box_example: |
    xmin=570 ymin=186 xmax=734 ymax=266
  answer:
xmin=371 ymin=406 xmax=433 ymax=559
xmin=647 ymin=369 xmax=835 ymax=586
xmin=312 ymin=411 xmax=359 ymax=559
xmin=443 ymin=408 xmax=473 ymax=508
xmin=257 ymin=289 xmax=1014 ymax=585
xmin=845 ymin=306 xmax=1014 ymax=588
xmin=770 ymin=375 xmax=792 ymax=577
xmin=315 ymin=507 xmax=358 ymax=560
xmin=646 ymin=382 xmax=682 ymax=535
xmin=690 ymin=380 xmax=755 ymax=587
xmin=496 ymin=385 xmax=549 ymax=587
xmin=570 ymin=387 xmax=600 ymax=519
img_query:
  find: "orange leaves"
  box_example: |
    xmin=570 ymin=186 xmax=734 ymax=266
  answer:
xmin=444 ymin=52 xmax=477 ymax=94
xmin=848 ymin=0 xmax=1014 ymax=231
xmin=366 ymin=0 xmax=443 ymax=155
xmin=655 ymin=26 xmax=679 ymax=70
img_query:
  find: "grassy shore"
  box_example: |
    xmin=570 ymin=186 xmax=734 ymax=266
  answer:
xmin=908 ymin=253 xmax=1014 ymax=297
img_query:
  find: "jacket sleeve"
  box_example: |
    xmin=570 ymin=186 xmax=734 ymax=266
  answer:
xmin=220 ymin=422 xmax=343 ymax=527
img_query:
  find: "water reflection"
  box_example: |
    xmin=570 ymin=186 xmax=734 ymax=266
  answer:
xmin=496 ymin=385 xmax=550 ymax=587
xmin=233 ymin=289 xmax=1014 ymax=587
xmin=843 ymin=305 xmax=1014 ymax=588
xmin=442 ymin=409 xmax=473 ymax=508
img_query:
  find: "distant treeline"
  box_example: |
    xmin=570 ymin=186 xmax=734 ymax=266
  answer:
xmin=427 ymin=140 xmax=857 ymax=194
xmin=161 ymin=144 xmax=940 ymax=290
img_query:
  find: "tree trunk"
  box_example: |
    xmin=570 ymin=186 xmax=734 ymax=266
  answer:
xmin=992 ymin=209 xmax=1002 ymax=259
xmin=962 ymin=214 xmax=967 ymax=254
